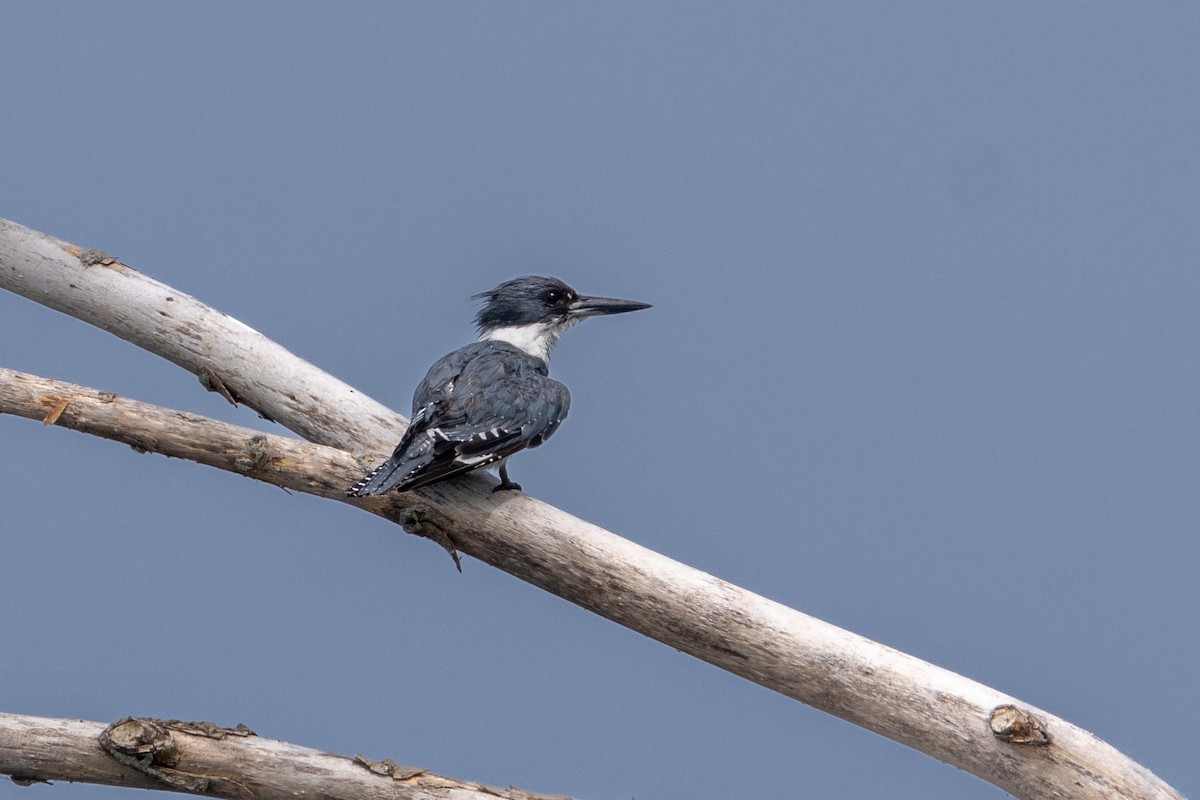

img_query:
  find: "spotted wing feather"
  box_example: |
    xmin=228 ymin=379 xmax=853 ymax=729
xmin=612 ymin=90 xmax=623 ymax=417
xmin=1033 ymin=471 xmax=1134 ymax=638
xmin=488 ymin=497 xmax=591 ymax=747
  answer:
xmin=346 ymin=341 xmax=570 ymax=496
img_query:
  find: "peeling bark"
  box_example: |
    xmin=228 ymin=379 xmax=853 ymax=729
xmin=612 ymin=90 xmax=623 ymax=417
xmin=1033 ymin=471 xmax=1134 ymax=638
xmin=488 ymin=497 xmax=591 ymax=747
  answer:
xmin=0 ymin=712 xmax=568 ymax=800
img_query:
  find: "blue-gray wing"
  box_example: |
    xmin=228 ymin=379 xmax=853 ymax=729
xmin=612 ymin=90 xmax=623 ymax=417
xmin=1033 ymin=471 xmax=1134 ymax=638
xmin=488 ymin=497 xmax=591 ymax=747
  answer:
xmin=346 ymin=342 xmax=570 ymax=495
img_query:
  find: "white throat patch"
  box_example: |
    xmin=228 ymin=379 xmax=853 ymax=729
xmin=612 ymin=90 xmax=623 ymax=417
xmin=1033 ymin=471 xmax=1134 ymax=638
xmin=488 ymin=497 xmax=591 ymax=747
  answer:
xmin=481 ymin=318 xmax=580 ymax=362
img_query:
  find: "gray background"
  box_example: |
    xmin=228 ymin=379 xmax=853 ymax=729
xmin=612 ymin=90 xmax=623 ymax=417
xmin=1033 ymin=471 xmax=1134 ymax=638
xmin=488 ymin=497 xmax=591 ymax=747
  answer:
xmin=2 ymin=4 xmax=1197 ymax=798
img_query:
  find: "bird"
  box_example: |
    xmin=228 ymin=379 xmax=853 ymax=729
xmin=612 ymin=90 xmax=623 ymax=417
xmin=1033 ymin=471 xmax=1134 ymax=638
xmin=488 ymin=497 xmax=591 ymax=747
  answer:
xmin=346 ymin=276 xmax=650 ymax=497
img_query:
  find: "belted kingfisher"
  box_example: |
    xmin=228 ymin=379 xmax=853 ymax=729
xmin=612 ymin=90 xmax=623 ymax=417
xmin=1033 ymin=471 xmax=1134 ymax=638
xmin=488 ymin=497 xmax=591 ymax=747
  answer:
xmin=347 ymin=276 xmax=650 ymax=497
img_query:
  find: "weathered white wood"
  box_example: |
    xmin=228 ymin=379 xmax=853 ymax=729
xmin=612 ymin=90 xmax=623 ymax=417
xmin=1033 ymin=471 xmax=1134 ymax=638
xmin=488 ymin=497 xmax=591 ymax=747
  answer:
xmin=0 ymin=712 xmax=566 ymax=799
xmin=0 ymin=218 xmax=1185 ymax=799
xmin=0 ymin=218 xmax=402 ymax=451
xmin=0 ymin=368 xmax=358 ymax=500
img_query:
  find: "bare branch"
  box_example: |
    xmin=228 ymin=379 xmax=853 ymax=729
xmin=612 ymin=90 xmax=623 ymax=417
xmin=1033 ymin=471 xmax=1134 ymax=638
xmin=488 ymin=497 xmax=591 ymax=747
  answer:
xmin=0 ymin=712 xmax=569 ymax=800
xmin=0 ymin=219 xmax=400 ymax=451
xmin=0 ymin=218 xmax=1184 ymax=799
xmin=0 ymin=367 xmax=363 ymax=502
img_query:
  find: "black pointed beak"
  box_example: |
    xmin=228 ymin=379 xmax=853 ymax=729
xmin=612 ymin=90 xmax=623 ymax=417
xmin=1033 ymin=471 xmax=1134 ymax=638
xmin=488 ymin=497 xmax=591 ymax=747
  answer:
xmin=568 ymin=294 xmax=652 ymax=317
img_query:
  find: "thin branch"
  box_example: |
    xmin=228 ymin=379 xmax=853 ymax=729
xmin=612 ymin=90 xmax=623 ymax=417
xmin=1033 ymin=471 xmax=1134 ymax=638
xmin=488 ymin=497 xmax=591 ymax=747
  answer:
xmin=0 ymin=218 xmax=1184 ymax=800
xmin=0 ymin=367 xmax=439 ymax=548
xmin=0 ymin=712 xmax=569 ymax=800
xmin=0 ymin=368 xmax=363 ymax=500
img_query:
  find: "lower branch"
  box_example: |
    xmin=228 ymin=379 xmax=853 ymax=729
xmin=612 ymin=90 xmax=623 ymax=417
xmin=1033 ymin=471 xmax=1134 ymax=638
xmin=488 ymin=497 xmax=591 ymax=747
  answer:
xmin=0 ymin=712 xmax=567 ymax=800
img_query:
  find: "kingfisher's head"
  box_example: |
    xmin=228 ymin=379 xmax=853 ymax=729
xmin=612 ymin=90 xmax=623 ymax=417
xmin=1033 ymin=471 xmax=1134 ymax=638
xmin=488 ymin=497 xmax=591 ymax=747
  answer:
xmin=475 ymin=276 xmax=650 ymax=361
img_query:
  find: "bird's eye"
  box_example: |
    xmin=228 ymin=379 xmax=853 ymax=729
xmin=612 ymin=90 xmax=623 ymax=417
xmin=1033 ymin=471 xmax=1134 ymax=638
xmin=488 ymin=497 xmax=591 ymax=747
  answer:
xmin=546 ymin=290 xmax=561 ymax=303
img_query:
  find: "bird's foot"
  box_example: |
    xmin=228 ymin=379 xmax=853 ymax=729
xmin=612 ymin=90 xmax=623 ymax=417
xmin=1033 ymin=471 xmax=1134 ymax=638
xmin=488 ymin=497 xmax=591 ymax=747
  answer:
xmin=493 ymin=464 xmax=522 ymax=492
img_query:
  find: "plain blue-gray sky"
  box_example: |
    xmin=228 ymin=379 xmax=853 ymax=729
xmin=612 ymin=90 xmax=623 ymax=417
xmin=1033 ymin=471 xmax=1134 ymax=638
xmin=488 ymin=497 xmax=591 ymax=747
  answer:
xmin=2 ymin=4 xmax=1197 ymax=798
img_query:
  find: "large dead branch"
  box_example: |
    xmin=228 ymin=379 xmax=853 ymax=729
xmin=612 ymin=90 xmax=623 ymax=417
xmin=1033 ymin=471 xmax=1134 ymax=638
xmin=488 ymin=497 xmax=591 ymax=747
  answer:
xmin=0 ymin=218 xmax=1184 ymax=799
xmin=0 ymin=711 xmax=569 ymax=799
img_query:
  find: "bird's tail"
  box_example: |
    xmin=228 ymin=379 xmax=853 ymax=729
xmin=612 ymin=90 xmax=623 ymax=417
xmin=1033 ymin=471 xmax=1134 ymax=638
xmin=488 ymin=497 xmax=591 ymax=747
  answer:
xmin=346 ymin=455 xmax=421 ymax=497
